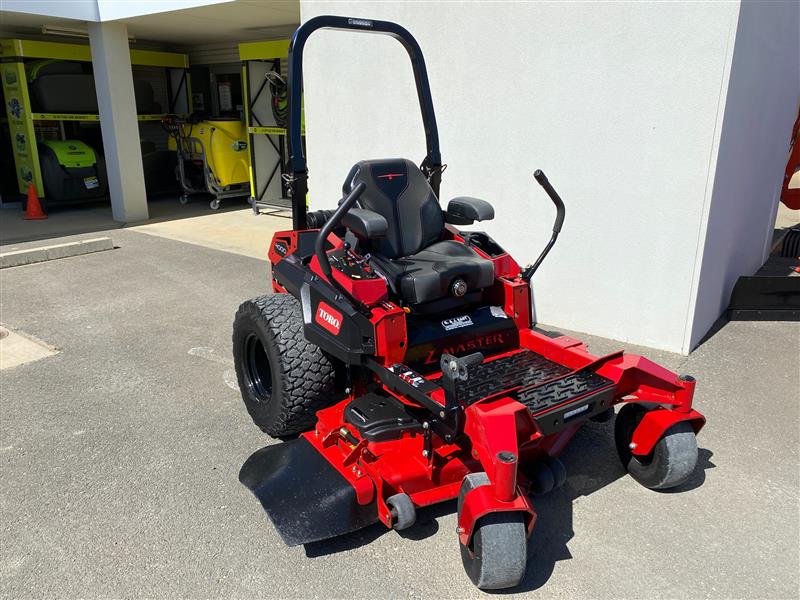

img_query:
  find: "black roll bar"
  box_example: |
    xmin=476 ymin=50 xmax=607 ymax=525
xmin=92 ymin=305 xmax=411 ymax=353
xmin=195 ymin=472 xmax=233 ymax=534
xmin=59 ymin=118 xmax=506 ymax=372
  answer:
xmin=286 ymin=15 xmax=443 ymax=230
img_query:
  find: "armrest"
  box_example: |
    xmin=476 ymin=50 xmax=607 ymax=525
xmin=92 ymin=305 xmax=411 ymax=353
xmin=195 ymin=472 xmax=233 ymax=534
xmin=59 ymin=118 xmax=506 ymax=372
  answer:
xmin=342 ymin=208 xmax=388 ymax=239
xmin=445 ymin=197 xmax=495 ymax=225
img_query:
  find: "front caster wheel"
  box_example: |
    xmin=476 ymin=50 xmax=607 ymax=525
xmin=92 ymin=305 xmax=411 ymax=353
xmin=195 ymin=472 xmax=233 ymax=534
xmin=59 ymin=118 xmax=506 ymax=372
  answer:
xmin=615 ymin=403 xmax=698 ymax=490
xmin=457 ymin=473 xmax=527 ymax=590
xmin=387 ymin=493 xmax=415 ymax=530
xmin=209 ymin=199 xmax=220 ymax=210
xmin=179 ymin=194 xmax=189 ymax=205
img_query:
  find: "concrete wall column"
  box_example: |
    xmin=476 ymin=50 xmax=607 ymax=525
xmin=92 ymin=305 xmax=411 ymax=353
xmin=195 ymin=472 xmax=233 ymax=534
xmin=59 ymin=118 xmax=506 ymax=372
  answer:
xmin=88 ymin=21 xmax=148 ymax=223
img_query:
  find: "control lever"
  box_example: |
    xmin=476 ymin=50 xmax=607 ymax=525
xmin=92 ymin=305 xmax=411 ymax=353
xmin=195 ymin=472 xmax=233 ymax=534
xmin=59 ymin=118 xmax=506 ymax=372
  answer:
xmin=522 ymin=170 xmax=566 ymax=282
xmin=352 ymin=252 xmax=371 ymax=267
xmin=438 ymin=352 xmax=484 ymax=441
xmin=440 ymin=352 xmax=484 ymax=383
xmin=314 ymin=182 xmax=372 ymax=316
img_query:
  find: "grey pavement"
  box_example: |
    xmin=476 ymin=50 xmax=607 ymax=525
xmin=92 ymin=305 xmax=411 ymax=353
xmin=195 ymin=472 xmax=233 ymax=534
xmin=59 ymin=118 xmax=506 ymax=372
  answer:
xmin=1 ymin=229 xmax=798 ymax=598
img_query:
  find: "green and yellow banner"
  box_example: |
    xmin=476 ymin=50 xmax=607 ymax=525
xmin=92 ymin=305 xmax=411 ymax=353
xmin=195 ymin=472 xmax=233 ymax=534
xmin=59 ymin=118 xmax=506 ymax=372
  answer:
xmin=2 ymin=61 xmax=43 ymax=195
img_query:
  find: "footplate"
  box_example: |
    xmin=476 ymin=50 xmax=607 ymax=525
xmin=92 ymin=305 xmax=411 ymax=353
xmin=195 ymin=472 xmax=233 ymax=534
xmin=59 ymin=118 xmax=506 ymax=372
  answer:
xmin=520 ymin=370 xmax=615 ymax=435
xmin=446 ymin=350 xmax=570 ymax=403
xmin=438 ymin=349 xmax=615 ymax=434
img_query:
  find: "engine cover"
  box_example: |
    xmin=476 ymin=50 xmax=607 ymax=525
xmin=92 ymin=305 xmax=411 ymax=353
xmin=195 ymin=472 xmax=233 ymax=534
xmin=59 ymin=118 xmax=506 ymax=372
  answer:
xmin=404 ymin=305 xmax=519 ymax=372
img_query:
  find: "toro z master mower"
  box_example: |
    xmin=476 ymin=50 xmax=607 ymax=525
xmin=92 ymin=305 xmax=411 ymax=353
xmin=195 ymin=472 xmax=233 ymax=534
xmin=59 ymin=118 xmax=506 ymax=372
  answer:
xmin=233 ymin=16 xmax=705 ymax=590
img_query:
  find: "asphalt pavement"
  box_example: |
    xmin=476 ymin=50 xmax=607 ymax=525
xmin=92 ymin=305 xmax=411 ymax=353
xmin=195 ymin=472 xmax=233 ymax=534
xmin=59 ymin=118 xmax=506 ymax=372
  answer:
xmin=1 ymin=228 xmax=798 ymax=598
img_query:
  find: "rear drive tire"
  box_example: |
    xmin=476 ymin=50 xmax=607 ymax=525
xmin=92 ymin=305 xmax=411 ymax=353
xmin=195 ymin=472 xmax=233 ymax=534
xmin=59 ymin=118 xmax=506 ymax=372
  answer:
xmin=232 ymin=293 xmax=337 ymax=437
xmin=457 ymin=473 xmax=527 ymax=590
xmin=615 ymin=403 xmax=698 ymax=490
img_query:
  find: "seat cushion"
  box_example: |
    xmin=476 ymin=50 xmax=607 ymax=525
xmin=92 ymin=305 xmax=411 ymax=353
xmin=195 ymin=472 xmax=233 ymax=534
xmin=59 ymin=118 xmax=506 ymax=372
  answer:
xmin=371 ymin=240 xmax=495 ymax=305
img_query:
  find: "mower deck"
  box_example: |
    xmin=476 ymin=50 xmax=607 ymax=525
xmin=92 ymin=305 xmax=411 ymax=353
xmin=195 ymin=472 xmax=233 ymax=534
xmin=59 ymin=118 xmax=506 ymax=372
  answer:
xmin=240 ymin=437 xmax=378 ymax=545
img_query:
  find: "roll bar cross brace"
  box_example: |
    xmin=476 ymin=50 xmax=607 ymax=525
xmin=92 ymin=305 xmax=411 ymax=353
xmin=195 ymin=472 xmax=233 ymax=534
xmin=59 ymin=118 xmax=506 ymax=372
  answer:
xmin=286 ymin=15 xmax=443 ymax=230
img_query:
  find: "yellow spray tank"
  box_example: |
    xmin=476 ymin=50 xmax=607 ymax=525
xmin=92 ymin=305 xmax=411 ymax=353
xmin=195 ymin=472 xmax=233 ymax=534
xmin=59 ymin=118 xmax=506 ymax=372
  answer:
xmin=166 ymin=116 xmax=251 ymax=209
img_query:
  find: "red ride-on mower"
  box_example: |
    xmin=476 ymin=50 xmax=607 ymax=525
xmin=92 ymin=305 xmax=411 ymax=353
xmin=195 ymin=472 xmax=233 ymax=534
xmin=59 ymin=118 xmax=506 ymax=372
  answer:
xmin=233 ymin=16 xmax=706 ymax=590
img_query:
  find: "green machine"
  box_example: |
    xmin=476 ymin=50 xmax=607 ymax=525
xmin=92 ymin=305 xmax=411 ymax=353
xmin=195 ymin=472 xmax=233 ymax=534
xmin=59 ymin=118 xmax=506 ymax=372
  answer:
xmin=35 ymin=140 xmax=107 ymax=209
xmin=0 ymin=38 xmax=191 ymax=203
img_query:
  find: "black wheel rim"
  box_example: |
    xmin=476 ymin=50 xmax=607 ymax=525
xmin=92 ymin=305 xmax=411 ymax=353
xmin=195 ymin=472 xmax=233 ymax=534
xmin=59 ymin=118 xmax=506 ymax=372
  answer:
xmin=245 ymin=333 xmax=273 ymax=403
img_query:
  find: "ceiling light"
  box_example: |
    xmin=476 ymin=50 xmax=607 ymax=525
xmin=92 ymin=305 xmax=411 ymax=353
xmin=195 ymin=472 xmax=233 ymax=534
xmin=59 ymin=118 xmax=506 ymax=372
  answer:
xmin=41 ymin=25 xmax=136 ymax=43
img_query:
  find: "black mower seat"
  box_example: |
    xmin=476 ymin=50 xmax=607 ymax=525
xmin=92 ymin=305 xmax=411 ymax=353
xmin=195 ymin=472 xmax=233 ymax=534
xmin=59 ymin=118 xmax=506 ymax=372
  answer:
xmin=343 ymin=158 xmax=495 ymax=305
xmin=370 ymin=241 xmax=494 ymax=305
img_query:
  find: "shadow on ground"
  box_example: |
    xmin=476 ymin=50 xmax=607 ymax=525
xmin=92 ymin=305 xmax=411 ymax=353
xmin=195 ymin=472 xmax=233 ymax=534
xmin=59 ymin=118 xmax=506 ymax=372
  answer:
xmin=302 ymin=420 xmax=715 ymax=593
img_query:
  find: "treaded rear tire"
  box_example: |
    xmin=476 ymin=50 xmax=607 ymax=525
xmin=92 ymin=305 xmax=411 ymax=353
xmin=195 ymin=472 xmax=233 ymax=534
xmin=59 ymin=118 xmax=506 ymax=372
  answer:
xmin=232 ymin=293 xmax=337 ymax=437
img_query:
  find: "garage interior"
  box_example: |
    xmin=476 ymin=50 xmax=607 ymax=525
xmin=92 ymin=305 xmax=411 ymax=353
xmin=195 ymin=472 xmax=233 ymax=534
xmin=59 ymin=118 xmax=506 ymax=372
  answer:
xmin=0 ymin=1 xmax=301 ymax=241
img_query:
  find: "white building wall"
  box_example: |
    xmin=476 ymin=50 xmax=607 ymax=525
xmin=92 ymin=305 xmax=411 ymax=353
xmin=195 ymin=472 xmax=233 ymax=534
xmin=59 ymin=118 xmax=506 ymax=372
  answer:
xmin=687 ymin=0 xmax=800 ymax=350
xmin=299 ymin=1 xmax=748 ymax=353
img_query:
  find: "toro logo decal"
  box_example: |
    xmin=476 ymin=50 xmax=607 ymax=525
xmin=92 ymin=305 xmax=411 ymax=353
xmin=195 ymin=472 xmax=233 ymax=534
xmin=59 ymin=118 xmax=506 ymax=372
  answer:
xmin=315 ymin=302 xmax=343 ymax=336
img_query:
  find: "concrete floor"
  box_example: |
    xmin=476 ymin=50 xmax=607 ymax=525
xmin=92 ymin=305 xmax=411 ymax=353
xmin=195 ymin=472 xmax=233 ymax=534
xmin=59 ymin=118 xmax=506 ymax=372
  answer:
xmin=1 ymin=227 xmax=798 ymax=598
xmin=0 ymin=196 xmax=290 ymax=252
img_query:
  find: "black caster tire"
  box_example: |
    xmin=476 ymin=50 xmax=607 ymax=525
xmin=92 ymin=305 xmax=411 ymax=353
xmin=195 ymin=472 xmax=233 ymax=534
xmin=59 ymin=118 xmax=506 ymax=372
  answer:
xmin=523 ymin=458 xmax=558 ymax=496
xmin=387 ymin=493 xmax=416 ymax=530
xmin=590 ymin=406 xmax=615 ymax=422
xmin=615 ymin=403 xmax=698 ymax=490
xmin=543 ymin=455 xmax=567 ymax=490
xmin=179 ymin=194 xmax=189 ymax=205
xmin=457 ymin=473 xmax=527 ymax=590
xmin=232 ymin=293 xmax=338 ymax=437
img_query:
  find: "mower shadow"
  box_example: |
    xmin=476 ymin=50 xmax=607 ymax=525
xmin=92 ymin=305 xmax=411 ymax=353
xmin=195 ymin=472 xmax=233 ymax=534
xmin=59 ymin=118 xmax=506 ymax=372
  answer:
xmin=303 ymin=422 xmax=715 ymax=594
xmin=506 ymin=425 xmax=715 ymax=594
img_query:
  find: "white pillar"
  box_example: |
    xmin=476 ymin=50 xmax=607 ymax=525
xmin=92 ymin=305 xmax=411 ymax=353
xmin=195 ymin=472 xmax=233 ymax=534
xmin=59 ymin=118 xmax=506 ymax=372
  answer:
xmin=88 ymin=21 xmax=148 ymax=222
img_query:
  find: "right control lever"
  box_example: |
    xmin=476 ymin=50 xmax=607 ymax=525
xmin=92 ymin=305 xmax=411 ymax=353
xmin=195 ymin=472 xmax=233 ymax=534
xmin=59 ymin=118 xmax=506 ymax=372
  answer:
xmin=522 ymin=170 xmax=566 ymax=282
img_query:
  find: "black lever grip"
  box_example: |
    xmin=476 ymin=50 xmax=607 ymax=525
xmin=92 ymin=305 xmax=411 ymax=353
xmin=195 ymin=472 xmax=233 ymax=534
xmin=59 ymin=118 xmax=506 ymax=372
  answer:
xmin=533 ymin=169 xmax=566 ymax=233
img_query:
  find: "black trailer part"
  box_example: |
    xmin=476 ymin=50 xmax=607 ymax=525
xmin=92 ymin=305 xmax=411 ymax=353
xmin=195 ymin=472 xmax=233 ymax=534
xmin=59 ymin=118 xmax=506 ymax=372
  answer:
xmin=727 ymin=274 xmax=800 ymax=320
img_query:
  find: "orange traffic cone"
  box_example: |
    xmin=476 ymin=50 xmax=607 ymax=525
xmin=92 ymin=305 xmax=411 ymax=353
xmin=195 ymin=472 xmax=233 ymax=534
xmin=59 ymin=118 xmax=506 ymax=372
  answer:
xmin=23 ymin=184 xmax=46 ymax=220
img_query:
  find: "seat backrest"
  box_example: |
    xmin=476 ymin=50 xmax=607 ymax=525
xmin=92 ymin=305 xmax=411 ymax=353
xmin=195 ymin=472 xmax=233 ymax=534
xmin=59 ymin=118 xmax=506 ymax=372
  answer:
xmin=342 ymin=158 xmax=444 ymax=259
